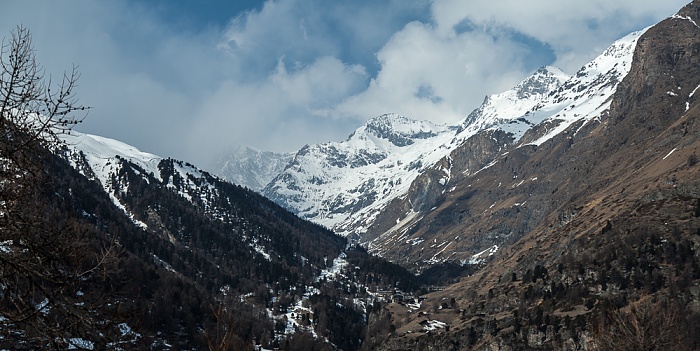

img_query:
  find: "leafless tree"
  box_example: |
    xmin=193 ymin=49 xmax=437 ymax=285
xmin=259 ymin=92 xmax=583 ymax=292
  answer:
xmin=0 ymin=25 xmax=86 ymax=161
xmin=205 ymin=303 xmax=238 ymax=351
xmin=590 ymin=297 xmax=688 ymax=351
xmin=0 ymin=25 xmax=122 ymax=348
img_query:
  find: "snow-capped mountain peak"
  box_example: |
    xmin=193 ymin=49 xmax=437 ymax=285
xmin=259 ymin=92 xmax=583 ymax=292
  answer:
xmin=514 ymin=66 xmax=570 ymax=99
xmin=214 ymin=145 xmax=294 ymax=191
xmin=354 ymin=113 xmax=451 ymax=148
xmin=457 ymin=28 xmax=646 ymax=146
xmin=458 ymin=66 xmax=571 ymax=137
xmin=262 ymin=114 xmax=458 ymax=238
xmin=61 ymin=131 xmax=162 ymax=187
xmin=259 ymin=27 xmax=649 ymax=242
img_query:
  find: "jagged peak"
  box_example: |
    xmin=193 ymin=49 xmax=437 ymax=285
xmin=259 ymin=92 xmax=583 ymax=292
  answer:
xmin=351 ymin=113 xmax=451 ymax=147
xmin=222 ymin=144 xmax=294 ymax=162
xmin=458 ymin=26 xmax=646 ymax=140
xmin=363 ymin=113 xmax=423 ymax=134
xmin=214 ymin=144 xmax=295 ymax=190
xmin=536 ymin=65 xmax=566 ymax=75
xmin=531 ymin=65 xmax=569 ymax=80
xmin=458 ymin=66 xmax=569 ymax=131
xmin=513 ymin=66 xmax=570 ymax=99
xmin=366 ymin=112 xmax=409 ymax=125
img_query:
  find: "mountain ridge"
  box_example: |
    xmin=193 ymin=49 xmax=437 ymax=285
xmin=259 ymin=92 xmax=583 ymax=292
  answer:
xmin=262 ymin=112 xmax=458 ymax=240
xmin=255 ymin=28 xmax=646 ymax=268
xmin=359 ymin=28 xmax=648 ymax=270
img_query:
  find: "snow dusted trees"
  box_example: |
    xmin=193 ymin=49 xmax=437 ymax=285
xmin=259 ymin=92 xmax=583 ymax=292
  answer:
xmin=0 ymin=26 xmax=122 ymax=348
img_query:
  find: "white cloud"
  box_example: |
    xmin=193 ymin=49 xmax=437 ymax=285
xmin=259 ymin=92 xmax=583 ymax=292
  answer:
xmin=186 ymin=55 xmax=368 ymax=166
xmin=334 ymin=0 xmax=687 ymax=124
xmin=335 ymin=21 xmax=532 ymax=124
xmin=430 ymin=0 xmax=688 ymax=71
xmin=219 ymin=0 xmax=430 ymax=77
xmin=270 ymin=56 xmax=367 ymax=114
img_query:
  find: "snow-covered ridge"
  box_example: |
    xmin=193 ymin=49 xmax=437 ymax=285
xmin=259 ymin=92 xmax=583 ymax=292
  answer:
xmin=358 ymin=113 xmax=455 ymax=147
xmin=456 ymin=28 xmax=647 ymax=146
xmin=458 ymin=66 xmax=571 ymax=135
xmin=263 ymin=114 xmax=458 ymax=238
xmin=62 ymin=131 xmax=162 ymax=182
xmin=61 ymin=132 xmax=163 ymax=228
xmin=261 ymin=28 xmax=648 ymax=241
xmin=61 ymin=131 xmax=226 ymax=228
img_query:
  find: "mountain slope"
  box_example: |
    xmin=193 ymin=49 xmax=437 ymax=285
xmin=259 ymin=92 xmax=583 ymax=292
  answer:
xmin=456 ymin=28 xmax=643 ymax=145
xmin=262 ymin=113 xmax=459 ymax=240
xmin=369 ymin=2 xmax=700 ymax=349
xmin=58 ymin=132 xmax=347 ymax=348
xmin=363 ymin=29 xmax=647 ymax=269
xmin=58 ymin=131 xmax=437 ymax=350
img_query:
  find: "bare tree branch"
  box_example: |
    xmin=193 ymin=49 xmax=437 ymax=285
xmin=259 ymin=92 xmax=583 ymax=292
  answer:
xmin=0 ymin=25 xmax=120 ymax=348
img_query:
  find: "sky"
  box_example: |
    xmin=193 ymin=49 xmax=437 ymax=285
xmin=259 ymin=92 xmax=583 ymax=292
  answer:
xmin=0 ymin=0 xmax=689 ymax=170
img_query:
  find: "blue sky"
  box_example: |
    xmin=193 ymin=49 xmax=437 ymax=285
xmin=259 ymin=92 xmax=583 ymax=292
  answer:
xmin=0 ymin=0 xmax=689 ymax=170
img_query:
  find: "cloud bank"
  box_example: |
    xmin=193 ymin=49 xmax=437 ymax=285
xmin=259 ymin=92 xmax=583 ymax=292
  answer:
xmin=0 ymin=0 xmax=688 ymax=170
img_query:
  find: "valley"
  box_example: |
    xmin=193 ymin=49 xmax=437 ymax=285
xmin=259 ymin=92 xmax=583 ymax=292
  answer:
xmin=2 ymin=1 xmax=700 ymax=350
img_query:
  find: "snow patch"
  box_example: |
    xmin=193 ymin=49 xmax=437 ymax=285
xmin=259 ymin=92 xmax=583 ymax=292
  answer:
xmin=465 ymin=245 xmax=499 ymax=265
xmin=690 ymin=84 xmax=700 ymax=97
xmin=317 ymin=252 xmax=349 ymax=282
xmin=68 ymin=338 xmax=94 ymax=350
xmin=671 ymin=14 xmax=700 ymax=29
xmin=423 ymin=320 xmax=447 ymax=332
xmin=662 ymin=148 xmax=677 ymax=160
